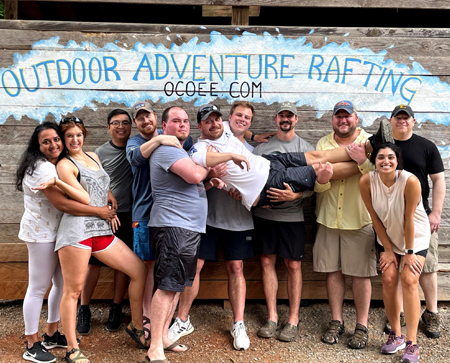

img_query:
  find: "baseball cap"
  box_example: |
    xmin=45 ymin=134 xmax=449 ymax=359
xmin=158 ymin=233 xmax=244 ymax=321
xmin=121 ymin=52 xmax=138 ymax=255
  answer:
xmin=132 ymin=101 xmax=155 ymax=119
xmin=275 ymin=102 xmax=298 ymax=116
xmin=391 ymin=104 xmax=414 ymax=118
xmin=333 ymin=100 xmax=356 ymax=115
xmin=197 ymin=104 xmax=222 ymax=123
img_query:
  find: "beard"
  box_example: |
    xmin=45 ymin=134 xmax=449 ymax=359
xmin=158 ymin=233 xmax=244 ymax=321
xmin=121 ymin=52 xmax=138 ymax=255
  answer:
xmin=279 ymin=121 xmax=293 ymax=132
xmin=333 ymin=124 xmax=356 ymax=138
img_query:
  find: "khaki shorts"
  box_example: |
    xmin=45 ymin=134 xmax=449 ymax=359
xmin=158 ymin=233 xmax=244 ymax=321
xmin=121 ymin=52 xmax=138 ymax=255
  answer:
xmin=313 ymin=224 xmax=378 ymax=277
xmin=423 ymin=232 xmax=439 ymax=273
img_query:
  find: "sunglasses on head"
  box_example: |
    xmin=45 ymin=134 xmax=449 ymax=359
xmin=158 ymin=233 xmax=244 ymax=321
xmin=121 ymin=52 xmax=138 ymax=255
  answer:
xmin=60 ymin=117 xmax=84 ymax=125
xmin=197 ymin=105 xmax=221 ymax=122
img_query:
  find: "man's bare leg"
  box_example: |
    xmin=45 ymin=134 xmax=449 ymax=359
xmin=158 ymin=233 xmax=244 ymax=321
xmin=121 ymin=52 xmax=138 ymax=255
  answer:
xmin=176 ymin=259 xmax=205 ymax=321
xmin=226 ymin=260 xmax=246 ymax=322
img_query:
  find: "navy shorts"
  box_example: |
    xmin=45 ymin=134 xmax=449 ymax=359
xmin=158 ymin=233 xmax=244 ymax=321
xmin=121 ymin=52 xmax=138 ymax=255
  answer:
xmin=199 ymin=225 xmax=254 ymax=261
xmin=254 ymin=216 xmax=306 ymax=261
xmin=150 ymin=226 xmax=201 ymax=292
xmin=89 ymin=211 xmax=133 ymax=267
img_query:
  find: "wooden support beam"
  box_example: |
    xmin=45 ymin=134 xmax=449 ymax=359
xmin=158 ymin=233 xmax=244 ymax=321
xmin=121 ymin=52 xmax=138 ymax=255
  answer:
xmin=231 ymin=5 xmax=249 ymax=26
xmin=4 ymin=0 xmax=18 ymax=19
xmin=202 ymin=5 xmax=260 ymax=17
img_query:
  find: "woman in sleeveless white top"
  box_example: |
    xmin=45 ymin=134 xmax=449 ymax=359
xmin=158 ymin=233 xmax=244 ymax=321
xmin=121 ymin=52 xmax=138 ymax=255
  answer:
xmin=360 ymin=143 xmax=430 ymax=357
xmin=48 ymin=119 xmax=148 ymax=363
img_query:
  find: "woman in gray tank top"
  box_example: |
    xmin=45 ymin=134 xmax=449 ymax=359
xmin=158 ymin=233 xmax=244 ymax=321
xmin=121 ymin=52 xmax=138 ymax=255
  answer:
xmin=51 ymin=118 xmax=148 ymax=363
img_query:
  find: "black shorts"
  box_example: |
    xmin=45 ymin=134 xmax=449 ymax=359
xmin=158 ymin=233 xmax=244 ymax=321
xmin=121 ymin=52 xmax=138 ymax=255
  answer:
xmin=150 ymin=226 xmax=201 ymax=292
xmin=199 ymin=225 xmax=254 ymax=261
xmin=254 ymin=216 xmax=306 ymax=261
xmin=89 ymin=211 xmax=133 ymax=267
xmin=258 ymin=152 xmax=316 ymax=207
xmin=377 ymin=243 xmax=428 ymax=259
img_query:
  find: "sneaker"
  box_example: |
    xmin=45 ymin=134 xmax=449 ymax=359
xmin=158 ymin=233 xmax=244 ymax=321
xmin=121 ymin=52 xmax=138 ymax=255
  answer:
xmin=168 ymin=316 xmax=194 ymax=342
xmin=76 ymin=305 xmax=91 ymax=336
xmin=23 ymin=341 xmax=57 ymax=363
xmin=230 ymin=321 xmax=250 ymax=350
xmin=42 ymin=331 xmax=67 ymax=349
xmin=106 ymin=303 xmax=123 ymax=332
xmin=402 ymin=341 xmax=420 ymax=362
xmin=369 ymin=119 xmax=394 ymax=150
xmin=384 ymin=312 xmax=406 ymax=334
xmin=421 ymin=309 xmax=440 ymax=338
xmin=381 ymin=331 xmax=406 ymax=354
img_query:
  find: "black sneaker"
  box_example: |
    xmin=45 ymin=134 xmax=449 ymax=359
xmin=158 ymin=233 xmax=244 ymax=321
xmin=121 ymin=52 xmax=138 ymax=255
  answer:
xmin=23 ymin=341 xmax=56 ymax=363
xmin=106 ymin=303 xmax=123 ymax=332
xmin=368 ymin=119 xmax=394 ymax=150
xmin=76 ymin=305 xmax=91 ymax=336
xmin=42 ymin=330 xmax=68 ymax=349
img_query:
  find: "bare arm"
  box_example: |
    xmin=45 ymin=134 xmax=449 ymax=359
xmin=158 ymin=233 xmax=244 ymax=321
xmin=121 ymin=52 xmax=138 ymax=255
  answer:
xmin=170 ymin=157 xmax=210 ymax=184
xmin=205 ymin=152 xmax=250 ymax=170
xmin=359 ymin=174 xmax=398 ymax=270
xmin=244 ymin=130 xmax=276 ymax=143
xmin=53 ymin=159 xmax=91 ymax=204
xmin=140 ymin=135 xmax=182 ymax=159
xmin=429 ymin=171 xmax=445 ymax=233
xmin=403 ymin=175 xmax=425 ymax=275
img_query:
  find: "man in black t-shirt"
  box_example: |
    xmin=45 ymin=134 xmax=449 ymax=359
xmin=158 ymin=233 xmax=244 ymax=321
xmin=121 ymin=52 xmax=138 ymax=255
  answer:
xmin=386 ymin=105 xmax=445 ymax=339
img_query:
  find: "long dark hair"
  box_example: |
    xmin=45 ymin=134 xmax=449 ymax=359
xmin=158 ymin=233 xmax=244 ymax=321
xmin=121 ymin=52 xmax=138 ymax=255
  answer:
xmin=370 ymin=142 xmax=403 ymax=170
xmin=15 ymin=122 xmax=65 ymax=191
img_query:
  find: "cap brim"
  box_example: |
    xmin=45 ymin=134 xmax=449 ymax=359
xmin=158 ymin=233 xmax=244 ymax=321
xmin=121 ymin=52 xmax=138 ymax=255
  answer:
xmin=200 ymin=110 xmax=223 ymax=121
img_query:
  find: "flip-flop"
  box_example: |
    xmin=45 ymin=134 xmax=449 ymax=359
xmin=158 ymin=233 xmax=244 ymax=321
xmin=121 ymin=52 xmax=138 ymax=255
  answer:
xmin=144 ymin=356 xmax=169 ymax=363
xmin=164 ymin=342 xmax=190 ymax=353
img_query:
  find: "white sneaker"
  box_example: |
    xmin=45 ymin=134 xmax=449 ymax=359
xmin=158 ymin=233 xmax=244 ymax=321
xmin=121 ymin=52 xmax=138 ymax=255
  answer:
xmin=168 ymin=316 xmax=194 ymax=342
xmin=231 ymin=321 xmax=250 ymax=351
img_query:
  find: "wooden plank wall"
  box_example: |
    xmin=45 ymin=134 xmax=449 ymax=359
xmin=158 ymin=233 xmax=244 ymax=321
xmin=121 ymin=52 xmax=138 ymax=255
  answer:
xmin=0 ymin=20 xmax=449 ymax=301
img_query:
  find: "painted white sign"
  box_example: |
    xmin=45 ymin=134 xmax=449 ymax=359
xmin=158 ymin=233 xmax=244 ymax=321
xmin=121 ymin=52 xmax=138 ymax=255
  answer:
xmin=1 ymin=30 xmax=449 ymax=125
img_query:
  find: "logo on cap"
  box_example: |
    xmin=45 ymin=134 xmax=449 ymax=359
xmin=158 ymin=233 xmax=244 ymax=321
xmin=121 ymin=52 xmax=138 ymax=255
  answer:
xmin=135 ymin=103 xmax=145 ymax=109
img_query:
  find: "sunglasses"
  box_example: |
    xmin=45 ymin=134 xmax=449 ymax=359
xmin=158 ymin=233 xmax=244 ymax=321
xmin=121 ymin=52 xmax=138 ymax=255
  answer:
xmin=197 ymin=105 xmax=220 ymax=122
xmin=60 ymin=117 xmax=84 ymax=125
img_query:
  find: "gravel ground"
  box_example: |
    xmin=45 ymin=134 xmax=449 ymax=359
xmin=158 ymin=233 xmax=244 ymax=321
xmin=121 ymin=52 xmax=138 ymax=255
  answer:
xmin=0 ymin=299 xmax=448 ymax=363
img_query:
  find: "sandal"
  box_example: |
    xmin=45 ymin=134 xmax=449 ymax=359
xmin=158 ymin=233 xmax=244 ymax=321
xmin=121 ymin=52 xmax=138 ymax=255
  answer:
xmin=65 ymin=348 xmax=90 ymax=363
xmin=143 ymin=316 xmax=151 ymax=339
xmin=125 ymin=322 xmax=150 ymax=349
xmin=348 ymin=323 xmax=369 ymax=349
xmin=322 ymin=320 xmax=345 ymax=344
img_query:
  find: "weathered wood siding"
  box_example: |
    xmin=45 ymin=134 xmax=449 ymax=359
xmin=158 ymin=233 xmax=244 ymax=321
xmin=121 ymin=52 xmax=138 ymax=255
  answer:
xmin=0 ymin=20 xmax=449 ymax=300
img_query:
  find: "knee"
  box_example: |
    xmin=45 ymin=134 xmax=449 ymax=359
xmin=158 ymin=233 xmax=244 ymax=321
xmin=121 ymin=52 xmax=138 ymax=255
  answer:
xmin=285 ymin=259 xmax=301 ymax=273
xmin=382 ymin=274 xmax=398 ymax=291
xmin=260 ymin=255 xmax=275 ymax=271
xmin=401 ymin=274 xmax=419 ymax=292
xmin=226 ymin=261 xmax=244 ymax=276
xmin=64 ymin=285 xmax=83 ymax=301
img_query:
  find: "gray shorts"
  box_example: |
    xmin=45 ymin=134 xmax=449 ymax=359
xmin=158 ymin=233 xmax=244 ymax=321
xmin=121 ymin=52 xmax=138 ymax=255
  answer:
xmin=423 ymin=232 xmax=439 ymax=273
xmin=313 ymin=224 xmax=378 ymax=277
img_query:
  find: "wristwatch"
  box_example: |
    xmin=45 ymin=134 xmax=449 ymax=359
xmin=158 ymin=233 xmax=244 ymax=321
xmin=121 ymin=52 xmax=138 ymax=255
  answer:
xmin=405 ymin=249 xmax=414 ymax=254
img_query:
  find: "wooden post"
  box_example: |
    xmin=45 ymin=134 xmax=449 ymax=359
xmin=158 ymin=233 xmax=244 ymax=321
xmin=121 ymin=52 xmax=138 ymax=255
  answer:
xmin=4 ymin=0 xmax=18 ymax=20
xmin=231 ymin=6 xmax=249 ymax=26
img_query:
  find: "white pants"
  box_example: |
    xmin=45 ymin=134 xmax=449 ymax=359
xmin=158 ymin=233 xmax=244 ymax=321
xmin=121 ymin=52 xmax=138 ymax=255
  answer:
xmin=23 ymin=242 xmax=64 ymax=335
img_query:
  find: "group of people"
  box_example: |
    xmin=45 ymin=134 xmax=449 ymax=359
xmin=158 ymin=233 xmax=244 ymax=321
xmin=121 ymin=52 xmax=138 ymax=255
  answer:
xmin=15 ymin=98 xmax=444 ymax=363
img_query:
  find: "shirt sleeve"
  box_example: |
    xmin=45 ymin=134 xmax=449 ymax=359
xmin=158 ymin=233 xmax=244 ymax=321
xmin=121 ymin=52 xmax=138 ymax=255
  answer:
xmin=358 ymin=158 xmax=375 ymax=174
xmin=189 ymin=143 xmax=208 ymax=168
xmin=28 ymin=161 xmax=58 ymax=195
xmin=126 ymin=137 xmax=148 ymax=166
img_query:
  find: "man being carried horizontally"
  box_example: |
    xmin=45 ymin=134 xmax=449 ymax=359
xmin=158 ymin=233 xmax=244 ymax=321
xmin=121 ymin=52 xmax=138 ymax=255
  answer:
xmin=189 ymin=104 xmax=389 ymax=210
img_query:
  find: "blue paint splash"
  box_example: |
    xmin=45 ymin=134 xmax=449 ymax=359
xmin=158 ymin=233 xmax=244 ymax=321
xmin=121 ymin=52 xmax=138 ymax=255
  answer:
xmin=1 ymin=31 xmax=450 ymax=126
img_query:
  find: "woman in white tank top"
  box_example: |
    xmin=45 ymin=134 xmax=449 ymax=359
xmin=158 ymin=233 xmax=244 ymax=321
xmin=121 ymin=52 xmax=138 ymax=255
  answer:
xmin=360 ymin=142 xmax=430 ymax=362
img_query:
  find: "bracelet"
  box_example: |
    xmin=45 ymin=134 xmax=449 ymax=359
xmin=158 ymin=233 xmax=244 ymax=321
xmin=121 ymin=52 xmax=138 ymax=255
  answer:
xmin=53 ymin=177 xmax=57 ymax=186
xmin=250 ymin=133 xmax=255 ymax=141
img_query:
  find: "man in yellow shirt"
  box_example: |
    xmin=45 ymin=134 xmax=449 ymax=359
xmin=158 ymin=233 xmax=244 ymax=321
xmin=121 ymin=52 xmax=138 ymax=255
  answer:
xmin=313 ymin=100 xmax=377 ymax=349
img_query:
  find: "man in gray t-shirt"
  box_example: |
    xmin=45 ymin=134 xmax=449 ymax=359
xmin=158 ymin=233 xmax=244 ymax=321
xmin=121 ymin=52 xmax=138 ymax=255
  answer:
xmin=146 ymin=106 xmax=209 ymax=362
xmin=253 ymin=102 xmax=314 ymax=342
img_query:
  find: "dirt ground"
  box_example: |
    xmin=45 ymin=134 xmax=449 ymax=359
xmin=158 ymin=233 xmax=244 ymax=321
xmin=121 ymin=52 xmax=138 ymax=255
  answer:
xmin=0 ymin=299 xmax=448 ymax=363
